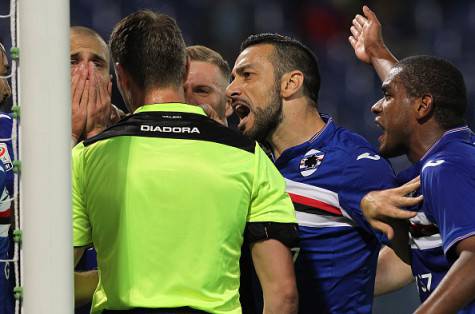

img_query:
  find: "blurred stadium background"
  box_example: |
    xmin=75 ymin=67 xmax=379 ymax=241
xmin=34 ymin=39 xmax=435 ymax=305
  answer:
xmin=2 ymin=0 xmax=475 ymax=312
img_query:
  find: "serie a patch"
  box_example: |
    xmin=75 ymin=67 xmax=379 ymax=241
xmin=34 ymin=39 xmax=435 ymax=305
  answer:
xmin=0 ymin=143 xmax=12 ymax=171
xmin=300 ymin=149 xmax=325 ymax=177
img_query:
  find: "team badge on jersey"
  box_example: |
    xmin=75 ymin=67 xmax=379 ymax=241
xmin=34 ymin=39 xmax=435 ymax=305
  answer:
xmin=0 ymin=143 xmax=13 ymax=171
xmin=299 ymin=149 xmax=324 ymax=177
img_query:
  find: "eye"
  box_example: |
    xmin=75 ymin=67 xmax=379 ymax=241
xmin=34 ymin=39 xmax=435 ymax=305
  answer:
xmin=94 ymin=60 xmax=105 ymax=68
xmin=194 ymin=86 xmax=211 ymax=95
xmin=243 ymin=71 xmax=252 ymax=79
xmin=70 ymin=58 xmax=78 ymax=65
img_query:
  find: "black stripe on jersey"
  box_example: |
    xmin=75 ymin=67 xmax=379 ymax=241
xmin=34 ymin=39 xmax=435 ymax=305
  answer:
xmin=84 ymin=111 xmax=256 ymax=153
xmin=409 ymin=223 xmax=439 ymax=238
xmin=292 ymin=202 xmax=342 ymax=217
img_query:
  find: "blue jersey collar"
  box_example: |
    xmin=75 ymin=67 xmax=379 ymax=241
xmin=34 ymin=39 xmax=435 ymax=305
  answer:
xmin=396 ymin=126 xmax=471 ymax=184
xmin=274 ymin=114 xmax=335 ymax=164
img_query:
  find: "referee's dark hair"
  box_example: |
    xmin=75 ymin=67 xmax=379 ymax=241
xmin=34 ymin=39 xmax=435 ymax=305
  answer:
xmin=241 ymin=33 xmax=320 ymax=108
xmin=110 ymin=10 xmax=186 ymax=90
xmin=395 ymin=55 xmax=467 ymax=130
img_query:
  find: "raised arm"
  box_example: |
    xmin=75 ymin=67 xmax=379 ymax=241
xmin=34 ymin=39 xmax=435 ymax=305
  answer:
xmin=349 ymin=5 xmax=398 ymax=81
xmin=251 ymin=239 xmax=298 ymax=314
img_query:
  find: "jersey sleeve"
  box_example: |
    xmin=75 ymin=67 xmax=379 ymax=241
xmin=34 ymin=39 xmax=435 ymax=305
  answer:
xmin=247 ymin=144 xmax=296 ymax=224
xmin=72 ymin=142 xmax=92 ymax=247
xmin=421 ymin=158 xmax=475 ymax=257
xmin=338 ymin=148 xmax=397 ymax=241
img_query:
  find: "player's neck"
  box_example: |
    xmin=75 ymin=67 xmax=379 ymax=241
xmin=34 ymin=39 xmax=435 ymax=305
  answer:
xmin=129 ymin=86 xmax=186 ymax=112
xmin=269 ymin=100 xmax=325 ymax=160
xmin=142 ymin=86 xmax=186 ymax=106
xmin=407 ymin=121 xmax=446 ymax=163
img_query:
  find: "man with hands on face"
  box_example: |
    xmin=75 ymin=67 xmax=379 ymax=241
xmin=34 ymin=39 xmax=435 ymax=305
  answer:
xmin=351 ymin=6 xmax=475 ymax=314
xmin=70 ymin=26 xmax=118 ymax=147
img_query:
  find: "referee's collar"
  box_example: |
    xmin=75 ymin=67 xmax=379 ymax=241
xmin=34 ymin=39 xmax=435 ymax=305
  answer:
xmin=134 ymin=103 xmax=207 ymax=116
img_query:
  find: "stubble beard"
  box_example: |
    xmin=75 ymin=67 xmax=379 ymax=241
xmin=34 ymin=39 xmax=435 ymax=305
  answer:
xmin=247 ymin=82 xmax=283 ymax=143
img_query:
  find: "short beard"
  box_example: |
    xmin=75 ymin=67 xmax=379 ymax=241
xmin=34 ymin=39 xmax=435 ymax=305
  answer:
xmin=247 ymin=82 xmax=283 ymax=143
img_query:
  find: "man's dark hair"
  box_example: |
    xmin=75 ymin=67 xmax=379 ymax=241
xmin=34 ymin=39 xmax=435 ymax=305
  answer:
xmin=395 ymin=55 xmax=467 ymax=129
xmin=186 ymin=45 xmax=231 ymax=82
xmin=109 ymin=10 xmax=186 ymax=90
xmin=241 ymin=33 xmax=320 ymax=107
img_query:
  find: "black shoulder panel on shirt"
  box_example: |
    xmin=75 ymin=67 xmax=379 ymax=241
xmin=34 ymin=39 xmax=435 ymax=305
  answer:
xmin=83 ymin=111 xmax=256 ymax=153
xmin=245 ymin=222 xmax=300 ymax=248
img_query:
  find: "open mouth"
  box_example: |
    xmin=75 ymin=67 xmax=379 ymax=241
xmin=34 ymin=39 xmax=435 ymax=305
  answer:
xmin=232 ymin=101 xmax=251 ymax=132
xmin=233 ymin=102 xmax=250 ymax=120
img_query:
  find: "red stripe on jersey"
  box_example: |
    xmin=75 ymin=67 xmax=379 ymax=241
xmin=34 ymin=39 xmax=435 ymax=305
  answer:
xmin=288 ymin=192 xmax=342 ymax=216
xmin=0 ymin=208 xmax=12 ymax=218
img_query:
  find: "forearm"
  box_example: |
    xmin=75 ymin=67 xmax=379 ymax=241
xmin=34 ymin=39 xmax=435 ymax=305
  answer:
xmin=251 ymin=239 xmax=298 ymax=314
xmin=375 ymin=246 xmax=413 ymax=296
xmin=74 ymin=270 xmax=98 ymax=307
xmin=369 ymin=45 xmax=398 ymax=82
xmin=415 ymin=251 xmax=475 ymax=314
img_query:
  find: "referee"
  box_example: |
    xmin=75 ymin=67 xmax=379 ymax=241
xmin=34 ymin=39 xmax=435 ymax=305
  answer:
xmin=72 ymin=10 xmax=298 ymax=314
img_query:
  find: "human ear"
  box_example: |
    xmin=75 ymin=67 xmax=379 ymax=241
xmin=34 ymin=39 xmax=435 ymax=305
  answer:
xmin=415 ymin=94 xmax=433 ymax=120
xmin=280 ymin=70 xmax=304 ymax=99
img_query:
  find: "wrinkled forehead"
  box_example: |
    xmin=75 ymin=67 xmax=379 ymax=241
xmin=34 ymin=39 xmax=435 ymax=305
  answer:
xmin=70 ymin=32 xmax=109 ymax=60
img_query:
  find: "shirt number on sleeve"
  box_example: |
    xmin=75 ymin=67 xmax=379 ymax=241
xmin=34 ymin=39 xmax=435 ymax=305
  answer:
xmin=356 ymin=152 xmax=381 ymax=161
xmin=415 ymin=273 xmax=432 ymax=293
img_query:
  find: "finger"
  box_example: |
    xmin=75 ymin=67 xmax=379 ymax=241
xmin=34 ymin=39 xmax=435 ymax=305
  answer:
xmin=396 ymin=180 xmax=421 ymax=195
xmin=406 ymin=176 xmax=421 ymax=185
xmin=363 ymin=5 xmax=380 ymax=24
xmin=96 ymin=71 xmax=107 ymax=107
xmin=348 ymin=36 xmax=356 ymax=49
xmin=355 ymin=14 xmax=368 ymax=29
xmin=350 ymin=25 xmax=360 ymax=38
xmin=382 ymin=206 xmax=417 ymax=220
xmin=370 ymin=220 xmax=394 ymax=240
xmin=80 ymin=79 xmax=90 ymax=110
xmin=73 ymin=64 xmax=88 ymax=106
xmin=396 ymin=195 xmax=424 ymax=207
xmin=88 ymin=63 xmax=97 ymax=112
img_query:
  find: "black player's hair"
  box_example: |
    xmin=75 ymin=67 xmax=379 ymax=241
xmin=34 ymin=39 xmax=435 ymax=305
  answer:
xmin=241 ymin=33 xmax=320 ymax=107
xmin=110 ymin=10 xmax=186 ymax=90
xmin=395 ymin=55 xmax=467 ymax=129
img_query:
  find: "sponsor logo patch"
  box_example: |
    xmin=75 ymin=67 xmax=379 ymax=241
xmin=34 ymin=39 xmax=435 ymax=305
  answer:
xmin=300 ymin=149 xmax=325 ymax=177
xmin=140 ymin=125 xmax=200 ymax=134
xmin=0 ymin=143 xmax=13 ymax=171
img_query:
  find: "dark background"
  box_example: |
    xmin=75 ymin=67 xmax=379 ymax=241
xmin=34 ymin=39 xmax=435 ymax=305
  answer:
xmin=2 ymin=0 xmax=475 ymax=312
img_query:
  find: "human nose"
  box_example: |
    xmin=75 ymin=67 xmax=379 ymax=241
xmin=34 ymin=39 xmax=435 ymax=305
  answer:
xmin=371 ymin=98 xmax=383 ymax=115
xmin=225 ymin=78 xmax=241 ymax=99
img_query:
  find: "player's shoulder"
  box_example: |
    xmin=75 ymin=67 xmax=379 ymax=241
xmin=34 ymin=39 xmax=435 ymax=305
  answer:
xmin=331 ymin=125 xmax=390 ymax=166
xmin=422 ymin=147 xmax=475 ymax=186
xmin=332 ymin=125 xmax=378 ymax=154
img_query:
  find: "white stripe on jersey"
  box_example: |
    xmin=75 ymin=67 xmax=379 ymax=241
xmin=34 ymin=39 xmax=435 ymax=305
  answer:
xmin=296 ymin=211 xmax=355 ymax=228
xmin=285 ymin=178 xmax=354 ymax=222
xmin=410 ymin=212 xmax=442 ymax=250
xmin=0 ymin=224 xmax=9 ymax=237
xmin=285 ymin=178 xmax=341 ymax=208
xmin=410 ymin=233 xmax=442 ymax=250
